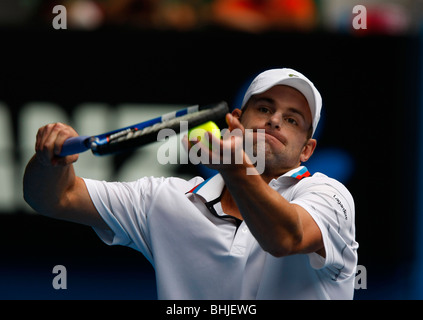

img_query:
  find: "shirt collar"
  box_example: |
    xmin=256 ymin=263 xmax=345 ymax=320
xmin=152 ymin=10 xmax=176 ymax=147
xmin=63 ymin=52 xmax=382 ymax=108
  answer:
xmin=187 ymin=166 xmax=310 ymax=200
xmin=282 ymin=166 xmax=311 ymax=180
xmin=186 ymin=173 xmax=225 ymax=202
xmin=187 ymin=173 xmax=243 ymax=228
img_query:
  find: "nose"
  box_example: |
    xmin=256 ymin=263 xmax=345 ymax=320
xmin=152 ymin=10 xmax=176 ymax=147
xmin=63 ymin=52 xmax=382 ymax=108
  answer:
xmin=266 ymin=112 xmax=282 ymax=130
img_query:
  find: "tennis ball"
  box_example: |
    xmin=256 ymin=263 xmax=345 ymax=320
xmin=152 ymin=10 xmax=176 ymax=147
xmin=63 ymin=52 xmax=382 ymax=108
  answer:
xmin=188 ymin=121 xmax=221 ymax=147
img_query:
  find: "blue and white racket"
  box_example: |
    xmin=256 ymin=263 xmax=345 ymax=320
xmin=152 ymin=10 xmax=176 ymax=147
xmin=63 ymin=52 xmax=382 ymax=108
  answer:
xmin=59 ymin=101 xmax=228 ymax=156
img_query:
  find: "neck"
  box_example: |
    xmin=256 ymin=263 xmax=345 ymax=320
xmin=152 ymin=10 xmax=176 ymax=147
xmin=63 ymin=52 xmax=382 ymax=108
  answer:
xmin=220 ymin=187 xmax=243 ymax=220
xmin=256 ymin=163 xmax=302 ymax=184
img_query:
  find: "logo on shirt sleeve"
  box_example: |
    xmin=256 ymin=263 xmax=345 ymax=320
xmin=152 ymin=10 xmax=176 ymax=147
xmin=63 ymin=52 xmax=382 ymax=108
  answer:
xmin=333 ymin=194 xmax=348 ymax=220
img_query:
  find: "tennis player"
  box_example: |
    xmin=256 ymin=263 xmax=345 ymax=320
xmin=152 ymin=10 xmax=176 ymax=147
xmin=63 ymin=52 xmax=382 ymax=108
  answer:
xmin=23 ymin=68 xmax=358 ymax=299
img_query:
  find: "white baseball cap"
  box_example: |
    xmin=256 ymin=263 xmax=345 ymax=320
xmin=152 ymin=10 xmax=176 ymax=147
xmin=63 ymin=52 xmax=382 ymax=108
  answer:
xmin=241 ymin=68 xmax=322 ymax=137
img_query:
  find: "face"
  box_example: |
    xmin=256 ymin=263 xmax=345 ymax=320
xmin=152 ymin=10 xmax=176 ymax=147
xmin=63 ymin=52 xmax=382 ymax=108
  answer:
xmin=235 ymin=85 xmax=316 ymax=177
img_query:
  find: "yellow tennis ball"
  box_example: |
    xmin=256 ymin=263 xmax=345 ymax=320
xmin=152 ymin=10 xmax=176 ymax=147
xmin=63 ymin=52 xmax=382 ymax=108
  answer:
xmin=188 ymin=121 xmax=221 ymax=147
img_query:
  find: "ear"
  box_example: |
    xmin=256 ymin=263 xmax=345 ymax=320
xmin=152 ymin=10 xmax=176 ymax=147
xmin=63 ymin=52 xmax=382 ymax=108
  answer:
xmin=300 ymin=139 xmax=317 ymax=163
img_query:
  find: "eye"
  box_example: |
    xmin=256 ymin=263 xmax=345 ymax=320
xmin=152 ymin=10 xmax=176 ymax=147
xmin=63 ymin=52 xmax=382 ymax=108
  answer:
xmin=258 ymin=106 xmax=271 ymax=114
xmin=285 ymin=117 xmax=298 ymax=125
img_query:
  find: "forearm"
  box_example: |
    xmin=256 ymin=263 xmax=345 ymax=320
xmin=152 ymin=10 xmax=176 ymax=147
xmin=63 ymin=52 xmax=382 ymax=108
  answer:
xmin=220 ymin=165 xmax=303 ymax=257
xmin=23 ymin=154 xmax=77 ymax=216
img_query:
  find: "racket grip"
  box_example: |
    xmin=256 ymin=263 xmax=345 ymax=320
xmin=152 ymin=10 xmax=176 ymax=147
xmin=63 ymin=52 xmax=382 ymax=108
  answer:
xmin=59 ymin=136 xmax=91 ymax=156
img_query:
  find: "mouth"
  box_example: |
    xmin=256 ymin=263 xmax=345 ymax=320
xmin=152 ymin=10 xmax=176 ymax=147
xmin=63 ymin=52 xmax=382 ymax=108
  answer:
xmin=246 ymin=129 xmax=286 ymax=148
xmin=264 ymin=132 xmax=279 ymax=142
xmin=263 ymin=130 xmax=285 ymax=146
xmin=247 ymin=129 xmax=286 ymax=151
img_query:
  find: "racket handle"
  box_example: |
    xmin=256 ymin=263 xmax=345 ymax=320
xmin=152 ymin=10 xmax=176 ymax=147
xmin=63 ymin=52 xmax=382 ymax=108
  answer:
xmin=59 ymin=136 xmax=91 ymax=156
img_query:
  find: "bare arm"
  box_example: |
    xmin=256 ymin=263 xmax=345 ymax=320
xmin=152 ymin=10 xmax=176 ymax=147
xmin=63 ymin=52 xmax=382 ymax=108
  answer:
xmin=23 ymin=122 xmax=109 ymax=230
xmin=186 ymin=113 xmax=324 ymax=258
xmin=221 ymin=166 xmax=324 ymax=257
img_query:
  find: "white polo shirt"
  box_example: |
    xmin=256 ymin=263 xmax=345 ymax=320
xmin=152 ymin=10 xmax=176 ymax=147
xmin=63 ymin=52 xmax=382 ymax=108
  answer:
xmin=83 ymin=166 xmax=358 ymax=300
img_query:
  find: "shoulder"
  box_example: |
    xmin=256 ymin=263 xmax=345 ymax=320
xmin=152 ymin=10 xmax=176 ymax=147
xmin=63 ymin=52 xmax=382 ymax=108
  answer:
xmin=288 ymin=172 xmax=355 ymax=227
xmin=295 ymin=172 xmax=354 ymax=207
xmin=83 ymin=175 xmax=205 ymax=198
xmin=145 ymin=176 xmax=205 ymax=194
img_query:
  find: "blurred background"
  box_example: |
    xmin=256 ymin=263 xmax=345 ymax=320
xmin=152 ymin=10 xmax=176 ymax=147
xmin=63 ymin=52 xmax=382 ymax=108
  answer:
xmin=0 ymin=0 xmax=423 ymax=300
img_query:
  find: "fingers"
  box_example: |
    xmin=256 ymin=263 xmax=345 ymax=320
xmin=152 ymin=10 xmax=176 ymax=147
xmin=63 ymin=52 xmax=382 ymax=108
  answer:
xmin=226 ymin=113 xmax=244 ymax=134
xmin=203 ymin=131 xmax=222 ymax=150
xmin=182 ymin=116 xmax=247 ymax=170
xmin=35 ymin=123 xmax=79 ymax=167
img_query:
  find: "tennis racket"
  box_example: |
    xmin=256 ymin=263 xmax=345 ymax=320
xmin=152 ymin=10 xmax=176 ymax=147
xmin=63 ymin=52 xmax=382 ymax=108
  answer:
xmin=59 ymin=101 xmax=229 ymax=156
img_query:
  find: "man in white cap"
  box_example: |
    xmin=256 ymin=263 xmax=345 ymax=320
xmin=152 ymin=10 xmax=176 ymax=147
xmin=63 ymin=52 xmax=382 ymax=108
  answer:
xmin=24 ymin=68 xmax=358 ymax=300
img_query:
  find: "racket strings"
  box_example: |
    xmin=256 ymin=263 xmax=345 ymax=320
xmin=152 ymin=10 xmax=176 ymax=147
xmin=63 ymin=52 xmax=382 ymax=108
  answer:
xmin=93 ymin=102 xmax=228 ymax=155
xmin=108 ymin=108 xmax=215 ymax=144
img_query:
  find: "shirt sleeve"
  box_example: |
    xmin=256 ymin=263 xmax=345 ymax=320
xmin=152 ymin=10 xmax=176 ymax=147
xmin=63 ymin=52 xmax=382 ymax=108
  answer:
xmin=83 ymin=177 xmax=167 ymax=265
xmin=290 ymin=177 xmax=358 ymax=280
